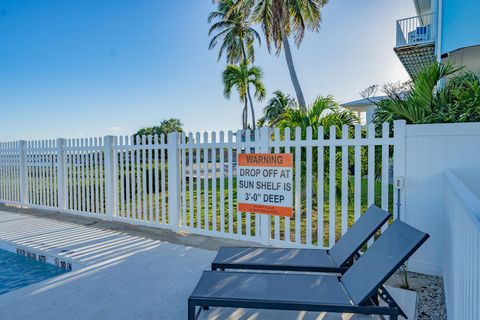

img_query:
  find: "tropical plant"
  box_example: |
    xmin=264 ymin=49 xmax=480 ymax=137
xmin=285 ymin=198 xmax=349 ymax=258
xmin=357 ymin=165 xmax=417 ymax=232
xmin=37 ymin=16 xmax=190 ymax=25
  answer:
xmin=222 ymin=61 xmax=266 ymax=129
xmin=208 ymin=0 xmax=260 ymax=64
xmin=248 ymin=0 xmax=329 ymax=108
xmin=133 ymin=118 xmax=183 ymax=141
xmin=439 ymin=71 xmax=480 ymax=122
xmin=366 ymin=62 xmax=480 ymax=126
xmin=277 ymin=95 xmax=360 ymax=200
xmin=257 ymin=90 xmax=296 ymax=127
xmin=278 ymin=95 xmax=359 ymax=138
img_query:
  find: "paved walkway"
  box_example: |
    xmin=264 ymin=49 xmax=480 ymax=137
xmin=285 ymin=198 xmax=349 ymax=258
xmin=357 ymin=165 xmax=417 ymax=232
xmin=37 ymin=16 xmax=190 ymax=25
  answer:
xmin=0 ymin=208 xmax=414 ymax=319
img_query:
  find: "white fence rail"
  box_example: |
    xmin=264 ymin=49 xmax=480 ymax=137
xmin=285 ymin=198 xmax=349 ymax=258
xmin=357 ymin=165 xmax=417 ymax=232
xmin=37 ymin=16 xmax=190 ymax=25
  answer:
xmin=0 ymin=122 xmax=402 ymax=248
xmin=444 ymin=171 xmax=480 ymax=320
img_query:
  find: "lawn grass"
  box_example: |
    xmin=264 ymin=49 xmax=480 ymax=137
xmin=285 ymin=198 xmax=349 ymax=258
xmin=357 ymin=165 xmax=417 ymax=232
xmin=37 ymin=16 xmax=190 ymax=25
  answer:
xmin=180 ymin=176 xmax=393 ymax=246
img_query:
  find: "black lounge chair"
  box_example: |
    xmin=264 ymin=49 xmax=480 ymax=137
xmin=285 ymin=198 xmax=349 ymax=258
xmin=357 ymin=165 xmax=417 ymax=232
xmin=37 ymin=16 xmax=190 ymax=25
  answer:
xmin=188 ymin=220 xmax=429 ymax=320
xmin=212 ymin=205 xmax=391 ymax=273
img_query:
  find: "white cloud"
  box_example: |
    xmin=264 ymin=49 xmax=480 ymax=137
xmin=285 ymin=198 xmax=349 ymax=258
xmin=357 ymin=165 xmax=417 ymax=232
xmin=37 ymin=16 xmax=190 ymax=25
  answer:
xmin=107 ymin=126 xmax=121 ymax=132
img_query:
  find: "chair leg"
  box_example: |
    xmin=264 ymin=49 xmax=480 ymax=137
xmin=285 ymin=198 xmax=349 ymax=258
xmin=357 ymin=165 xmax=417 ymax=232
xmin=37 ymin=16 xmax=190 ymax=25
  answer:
xmin=188 ymin=301 xmax=196 ymax=320
xmin=389 ymin=309 xmax=399 ymax=320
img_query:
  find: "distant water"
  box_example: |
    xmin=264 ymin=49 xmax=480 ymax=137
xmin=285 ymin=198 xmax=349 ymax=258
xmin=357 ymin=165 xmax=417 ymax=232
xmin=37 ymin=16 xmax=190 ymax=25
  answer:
xmin=0 ymin=249 xmax=68 ymax=295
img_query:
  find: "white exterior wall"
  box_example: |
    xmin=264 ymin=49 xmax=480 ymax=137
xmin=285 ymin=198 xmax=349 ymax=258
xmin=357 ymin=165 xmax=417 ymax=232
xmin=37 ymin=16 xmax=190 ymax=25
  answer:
xmin=403 ymin=122 xmax=480 ymax=275
xmin=445 ymin=45 xmax=480 ymax=74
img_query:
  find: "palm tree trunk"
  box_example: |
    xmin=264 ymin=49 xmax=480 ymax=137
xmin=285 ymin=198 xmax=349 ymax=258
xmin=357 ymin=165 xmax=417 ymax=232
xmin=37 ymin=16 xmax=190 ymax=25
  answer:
xmin=241 ymin=44 xmax=256 ymax=130
xmin=247 ymin=88 xmax=256 ymax=130
xmin=243 ymin=97 xmax=248 ymax=130
xmin=281 ymin=29 xmax=307 ymax=110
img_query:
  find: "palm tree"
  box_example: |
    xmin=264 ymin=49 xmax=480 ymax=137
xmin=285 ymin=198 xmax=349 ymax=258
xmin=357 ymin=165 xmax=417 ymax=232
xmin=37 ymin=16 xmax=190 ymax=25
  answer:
xmin=249 ymin=0 xmax=329 ymax=109
xmin=222 ymin=61 xmax=266 ymax=129
xmin=208 ymin=0 xmax=261 ymax=64
xmin=209 ymin=0 xmax=263 ymax=130
xmin=278 ymin=95 xmax=358 ymax=138
xmin=258 ymin=90 xmax=296 ymax=127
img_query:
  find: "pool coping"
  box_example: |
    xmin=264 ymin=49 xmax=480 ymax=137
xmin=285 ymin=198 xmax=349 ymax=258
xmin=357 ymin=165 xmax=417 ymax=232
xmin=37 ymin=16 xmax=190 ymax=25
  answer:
xmin=0 ymin=239 xmax=85 ymax=272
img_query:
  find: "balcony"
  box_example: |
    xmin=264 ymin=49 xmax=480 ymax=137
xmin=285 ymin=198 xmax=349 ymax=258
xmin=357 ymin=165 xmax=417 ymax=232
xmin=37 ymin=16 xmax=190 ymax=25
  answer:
xmin=394 ymin=13 xmax=437 ymax=79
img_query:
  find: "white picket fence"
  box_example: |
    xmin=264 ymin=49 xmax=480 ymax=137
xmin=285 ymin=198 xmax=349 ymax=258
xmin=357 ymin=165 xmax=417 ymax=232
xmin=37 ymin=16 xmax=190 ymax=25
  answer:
xmin=0 ymin=121 xmax=404 ymax=248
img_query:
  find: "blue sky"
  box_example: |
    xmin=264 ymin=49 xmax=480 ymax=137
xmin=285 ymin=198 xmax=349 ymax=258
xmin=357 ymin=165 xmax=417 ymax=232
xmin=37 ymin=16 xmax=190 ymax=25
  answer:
xmin=0 ymin=0 xmax=415 ymax=141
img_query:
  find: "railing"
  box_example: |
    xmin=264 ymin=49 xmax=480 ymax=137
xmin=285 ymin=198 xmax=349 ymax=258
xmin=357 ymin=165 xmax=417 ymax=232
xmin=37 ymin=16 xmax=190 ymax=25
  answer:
xmin=396 ymin=13 xmax=435 ymax=47
xmin=0 ymin=121 xmax=405 ymax=248
xmin=444 ymin=171 xmax=480 ymax=319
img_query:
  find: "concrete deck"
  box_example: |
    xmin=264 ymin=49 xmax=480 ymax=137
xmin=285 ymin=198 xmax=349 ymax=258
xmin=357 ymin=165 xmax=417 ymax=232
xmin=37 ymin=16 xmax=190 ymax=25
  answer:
xmin=0 ymin=207 xmax=416 ymax=319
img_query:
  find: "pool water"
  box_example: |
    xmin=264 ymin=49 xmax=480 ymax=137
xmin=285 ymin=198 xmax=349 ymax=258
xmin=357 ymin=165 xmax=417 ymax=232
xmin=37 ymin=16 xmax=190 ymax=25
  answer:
xmin=0 ymin=249 xmax=68 ymax=295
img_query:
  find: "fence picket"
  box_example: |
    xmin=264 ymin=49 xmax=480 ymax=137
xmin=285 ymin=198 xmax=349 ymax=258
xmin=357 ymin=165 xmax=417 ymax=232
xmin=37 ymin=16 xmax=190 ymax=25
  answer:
xmin=219 ymin=131 xmax=225 ymax=233
xmin=284 ymin=127 xmax=291 ymax=243
xmin=354 ymin=125 xmax=362 ymax=222
xmin=98 ymin=137 xmax=104 ymax=214
xmin=381 ymin=123 xmax=390 ymax=233
xmin=245 ymin=129 xmax=252 ymax=237
xmin=119 ymin=136 xmax=125 ymax=218
xmin=142 ymin=135 xmax=147 ymax=221
xmin=211 ymin=131 xmax=217 ymax=232
xmin=135 ymin=136 xmax=141 ymax=220
xmin=188 ymin=133 xmax=194 ymax=228
xmin=341 ymin=125 xmax=349 ymax=235
xmin=181 ymin=133 xmax=187 ymax=227
xmin=195 ymin=132 xmax=201 ymax=229
xmin=273 ymin=128 xmax=281 ymax=241
xmin=317 ymin=127 xmax=324 ymax=247
xmin=160 ymin=134 xmax=166 ymax=224
xmin=329 ymin=126 xmax=336 ymax=247
xmin=203 ymin=132 xmax=209 ymax=230
xmin=154 ymin=134 xmax=159 ymax=223
xmin=235 ymin=130 xmax=242 ymax=236
xmin=227 ymin=131 xmax=234 ymax=234
xmin=367 ymin=123 xmax=375 ymax=247
xmin=86 ymin=138 xmax=91 ymax=213
xmin=129 ymin=136 xmax=135 ymax=220
xmin=306 ymin=127 xmax=313 ymax=245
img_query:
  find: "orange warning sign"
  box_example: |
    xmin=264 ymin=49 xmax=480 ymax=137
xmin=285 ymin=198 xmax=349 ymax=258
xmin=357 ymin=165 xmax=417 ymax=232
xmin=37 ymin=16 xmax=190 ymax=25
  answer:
xmin=237 ymin=153 xmax=293 ymax=217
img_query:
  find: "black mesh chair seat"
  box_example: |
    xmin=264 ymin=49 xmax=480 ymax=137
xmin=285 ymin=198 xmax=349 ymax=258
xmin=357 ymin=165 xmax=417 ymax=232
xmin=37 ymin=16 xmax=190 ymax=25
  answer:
xmin=212 ymin=205 xmax=391 ymax=273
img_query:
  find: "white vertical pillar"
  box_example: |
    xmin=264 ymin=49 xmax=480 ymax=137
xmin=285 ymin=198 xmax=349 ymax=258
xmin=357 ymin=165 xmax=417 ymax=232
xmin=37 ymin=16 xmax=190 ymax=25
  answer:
xmin=259 ymin=127 xmax=271 ymax=245
xmin=104 ymin=135 xmax=118 ymax=220
xmin=167 ymin=132 xmax=181 ymax=231
xmin=56 ymin=138 xmax=68 ymax=211
xmin=19 ymin=140 xmax=28 ymax=206
xmin=393 ymin=120 xmax=406 ymax=221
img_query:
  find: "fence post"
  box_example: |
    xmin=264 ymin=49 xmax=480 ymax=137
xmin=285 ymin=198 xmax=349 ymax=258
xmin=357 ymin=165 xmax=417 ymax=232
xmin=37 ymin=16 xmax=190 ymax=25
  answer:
xmin=393 ymin=120 xmax=406 ymax=221
xmin=104 ymin=135 xmax=118 ymax=220
xmin=167 ymin=132 xmax=181 ymax=232
xmin=258 ymin=127 xmax=271 ymax=245
xmin=56 ymin=138 xmax=68 ymax=211
xmin=18 ymin=140 xmax=28 ymax=206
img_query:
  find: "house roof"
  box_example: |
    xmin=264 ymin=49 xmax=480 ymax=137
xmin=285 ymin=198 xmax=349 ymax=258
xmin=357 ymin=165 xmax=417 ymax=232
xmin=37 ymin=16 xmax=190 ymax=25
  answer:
xmin=414 ymin=0 xmax=432 ymax=17
xmin=341 ymin=96 xmax=387 ymax=109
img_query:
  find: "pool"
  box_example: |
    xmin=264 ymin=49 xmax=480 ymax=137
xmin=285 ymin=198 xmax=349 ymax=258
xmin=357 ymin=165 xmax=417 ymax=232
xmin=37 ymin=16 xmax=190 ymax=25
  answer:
xmin=0 ymin=249 xmax=68 ymax=295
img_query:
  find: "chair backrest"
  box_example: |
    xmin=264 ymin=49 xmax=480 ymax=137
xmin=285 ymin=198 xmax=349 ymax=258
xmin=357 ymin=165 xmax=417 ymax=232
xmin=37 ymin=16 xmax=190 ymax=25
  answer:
xmin=329 ymin=205 xmax=391 ymax=267
xmin=340 ymin=220 xmax=429 ymax=306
